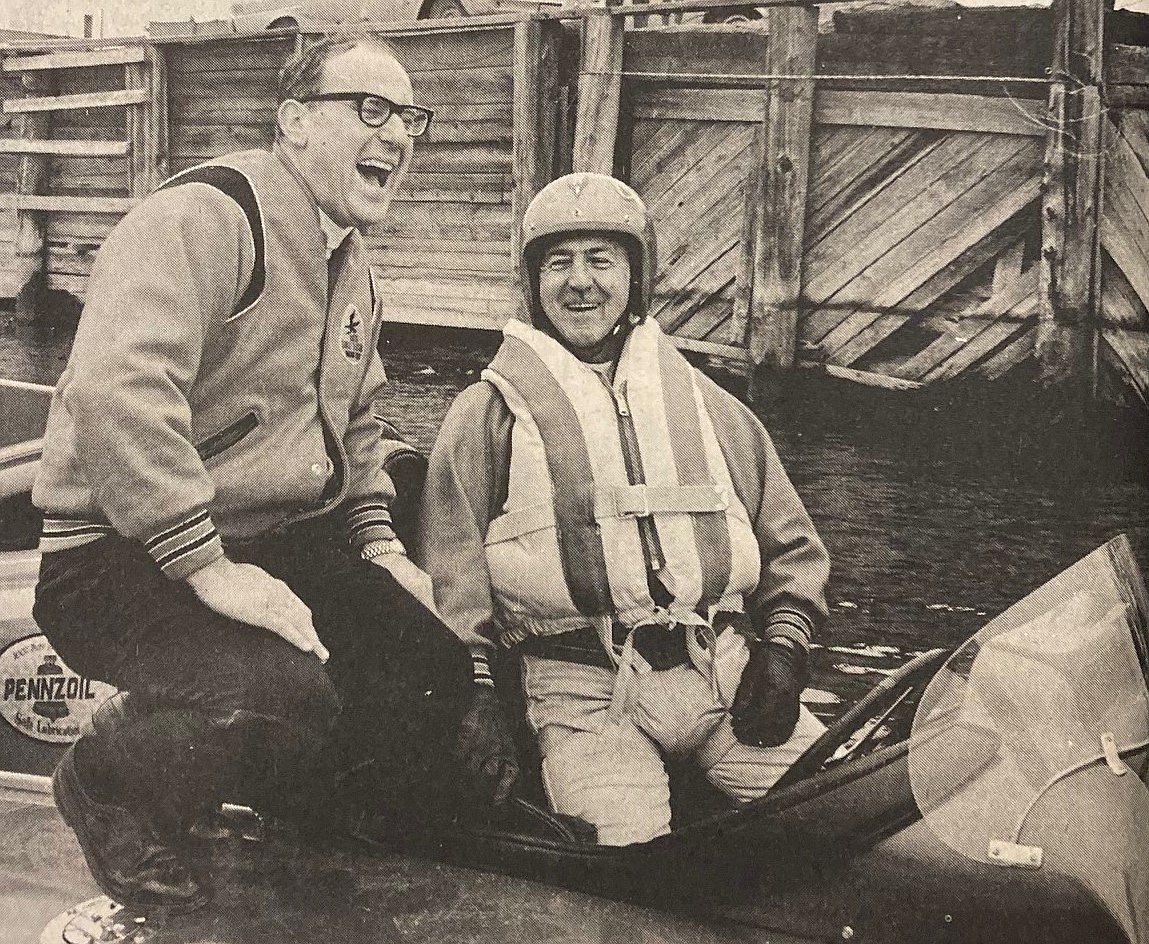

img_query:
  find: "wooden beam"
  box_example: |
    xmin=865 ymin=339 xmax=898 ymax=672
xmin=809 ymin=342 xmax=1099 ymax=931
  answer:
xmin=126 ymin=62 xmax=148 ymax=199
xmin=572 ymin=11 xmax=624 ymax=174
xmin=814 ymin=90 xmax=1046 ymax=137
xmin=2 ymin=47 xmax=147 ymax=71
xmin=147 ymin=45 xmax=170 ymax=187
xmin=798 ymin=361 xmax=924 ymax=391
xmin=11 ymin=71 xmax=53 ymax=320
xmin=0 ymin=138 xmax=129 ymax=157
xmin=748 ymin=5 xmax=817 ymax=369
xmin=1036 ymin=0 xmax=1104 ymax=386
xmin=4 ymin=195 xmax=138 ymax=214
xmin=3 ymin=89 xmax=149 ymax=114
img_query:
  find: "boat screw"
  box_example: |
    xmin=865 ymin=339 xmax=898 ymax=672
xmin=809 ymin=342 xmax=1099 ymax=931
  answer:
xmin=842 ymin=927 xmax=855 ymax=940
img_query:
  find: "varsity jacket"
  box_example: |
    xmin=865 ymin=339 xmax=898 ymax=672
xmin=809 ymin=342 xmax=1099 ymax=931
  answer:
xmin=418 ymin=319 xmax=830 ymax=681
xmin=32 ymin=148 xmax=415 ymax=579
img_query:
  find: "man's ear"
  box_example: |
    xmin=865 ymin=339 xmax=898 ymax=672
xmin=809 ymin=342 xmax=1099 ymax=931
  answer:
xmin=277 ymin=99 xmax=309 ymax=147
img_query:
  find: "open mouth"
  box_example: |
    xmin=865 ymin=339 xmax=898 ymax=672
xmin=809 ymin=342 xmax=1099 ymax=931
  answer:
xmin=356 ymin=159 xmax=394 ymax=188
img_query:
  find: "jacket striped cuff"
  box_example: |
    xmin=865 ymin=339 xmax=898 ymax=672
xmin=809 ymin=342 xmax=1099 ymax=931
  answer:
xmin=346 ymin=498 xmax=397 ymax=552
xmin=764 ymin=607 xmax=814 ymax=651
xmin=144 ymin=510 xmax=224 ymax=580
xmin=471 ymin=648 xmax=495 ymax=688
xmin=39 ymin=517 xmax=115 ymax=552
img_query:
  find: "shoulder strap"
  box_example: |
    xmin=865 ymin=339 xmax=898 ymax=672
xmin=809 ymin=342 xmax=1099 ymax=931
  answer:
xmin=159 ymin=165 xmax=266 ymax=318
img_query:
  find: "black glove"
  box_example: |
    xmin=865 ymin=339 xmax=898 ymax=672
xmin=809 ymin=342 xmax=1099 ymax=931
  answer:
xmin=454 ymin=686 xmax=520 ymax=807
xmin=730 ymin=639 xmax=808 ymax=748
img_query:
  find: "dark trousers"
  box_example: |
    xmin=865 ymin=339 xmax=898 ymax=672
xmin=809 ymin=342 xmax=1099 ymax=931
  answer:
xmin=33 ymin=516 xmax=473 ymax=833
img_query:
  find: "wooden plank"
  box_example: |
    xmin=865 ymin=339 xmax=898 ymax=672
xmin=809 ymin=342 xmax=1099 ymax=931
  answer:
xmin=633 ymin=87 xmax=759 ymax=124
xmin=1100 ymin=327 xmax=1149 ymax=395
xmin=1100 ymin=254 xmax=1148 ymax=329
xmin=807 ymin=131 xmax=946 ymax=254
xmin=573 ymin=11 xmax=624 ymax=174
xmin=646 ymin=123 xmax=751 ymax=220
xmin=44 ymin=272 xmax=89 ymax=296
xmin=0 ymin=137 xmax=128 ymax=157
xmin=512 ymin=19 xmax=542 ymax=273
xmin=730 ymin=119 xmax=765 ymax=349
xmin=2 ymin=47 xmax=147 ymax=72
xmin=978 ymin=326 xmax=1035 ymax=380
xmin=371 ymin=248 xmax=512 ymax=275
xmin=798 ymin=361 xmax=924 ymax=391
xmin=1107 ymin=44 xmax=1149 ymax=86
xmin=813 ymin=156 xmax=1042 ymax=358
xmin=1100 ymin=124 xmax=1149 ymax=310
xmin=148 ymin=46 xmax=169 ymax=187
xmin=4 ymin=89 xmax=149 ymax=114
xmin=377 ymin=304 xmax=508 ymax=331
xmin=126 ymin=62 xmax=147 ymax=199
xmin=923 ymin=313 xmax=1035 ymax=382
xmin=805 ymin=132 xmax=1004 ymax=307
xmin=628 ymin=120 xmax=697 ymax=188
xmin=814 ymin=90 xmax=1046 ymax=137
xmin=369 ymin=202 xmax=511 ymax=242
xmin=46 ymin=213 xmax=117 ymax=241
xmin=670 ymin=334 xmax=748 ymax=361
xmin=4 ymin=194 xmax=136 ymax=213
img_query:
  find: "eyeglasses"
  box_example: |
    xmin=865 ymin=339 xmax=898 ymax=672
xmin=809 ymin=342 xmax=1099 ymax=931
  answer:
xmin=298 ymin=93 xmax=433 ymax=137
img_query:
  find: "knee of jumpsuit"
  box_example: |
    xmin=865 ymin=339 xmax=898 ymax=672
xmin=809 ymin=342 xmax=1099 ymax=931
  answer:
xmin=540 ymin=722 xmax=673 ymax=847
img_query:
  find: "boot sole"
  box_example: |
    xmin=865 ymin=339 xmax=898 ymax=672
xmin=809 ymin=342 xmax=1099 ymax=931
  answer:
xmin=52 ymin=748 xmax=211 ymax=916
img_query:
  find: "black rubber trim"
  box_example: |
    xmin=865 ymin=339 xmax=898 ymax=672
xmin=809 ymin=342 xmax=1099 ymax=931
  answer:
xmin=195 ymin=410 xmax=259 ymax=461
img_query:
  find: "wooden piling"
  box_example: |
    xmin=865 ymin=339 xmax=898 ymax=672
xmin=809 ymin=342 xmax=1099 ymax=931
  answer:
xmin=9 ymin=70 xmax=54 ymax=320
xmin=746 ymin=5 xmax=817 ymax=371
xmin=1037 ymin=0 xmax=1105 ymax=387
xmin=572 ymin=9 xmax=624 ymax=174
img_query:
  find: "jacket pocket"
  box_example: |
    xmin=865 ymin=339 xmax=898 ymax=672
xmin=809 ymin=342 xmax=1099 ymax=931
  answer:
xmin=195 ymin=410 xmax=259 ymax=462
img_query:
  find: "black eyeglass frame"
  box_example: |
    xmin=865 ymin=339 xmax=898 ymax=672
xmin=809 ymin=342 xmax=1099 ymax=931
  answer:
xmin=298 ymin=93 xmax=433 ymax=137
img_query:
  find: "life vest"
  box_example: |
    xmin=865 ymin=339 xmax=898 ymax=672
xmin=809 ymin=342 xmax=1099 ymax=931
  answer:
xmin=481 ymin=318 xmax=761 ymax=642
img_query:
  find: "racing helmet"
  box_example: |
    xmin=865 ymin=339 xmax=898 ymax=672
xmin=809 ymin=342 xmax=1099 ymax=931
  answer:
xmin=521 ymin=173 xmax=657 ymax=326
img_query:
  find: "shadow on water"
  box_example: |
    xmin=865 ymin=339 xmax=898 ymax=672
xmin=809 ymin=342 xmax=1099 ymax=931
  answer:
xmin=4 ymin=318 xmax=1148 ymax=716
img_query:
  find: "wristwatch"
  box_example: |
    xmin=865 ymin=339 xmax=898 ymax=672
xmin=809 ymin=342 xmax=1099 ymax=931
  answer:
xmin=361 ymin=537 xmax=407 ymax=561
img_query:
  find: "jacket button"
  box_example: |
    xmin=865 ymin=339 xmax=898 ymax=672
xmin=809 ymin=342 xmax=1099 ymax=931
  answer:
xmin=311 ymin=462 xmax=326 ymax=476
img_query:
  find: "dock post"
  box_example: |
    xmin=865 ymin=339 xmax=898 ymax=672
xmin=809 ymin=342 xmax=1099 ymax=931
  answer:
xmin=746 ymin=5 xmax=817 ymax=393
xmin=10 ymin=70 xmax=54 ymax=321
xmin=145 ymin=43 xmax=169 ymax=190
xmin=513 ymin=17 xmax=563 ymax=319
xmin=1037 ymin=0 xmax=1105 ymax=391
xmin=572 ymin=7 xmax=624 ymax=174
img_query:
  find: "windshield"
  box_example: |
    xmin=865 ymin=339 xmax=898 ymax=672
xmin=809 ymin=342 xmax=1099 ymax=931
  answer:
xmin=908 ymin=534 xmax=1149 ymax=866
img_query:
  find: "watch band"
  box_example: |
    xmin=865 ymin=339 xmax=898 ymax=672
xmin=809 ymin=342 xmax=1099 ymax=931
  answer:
xmin=361 ymin=537 xmax=407 ymax=560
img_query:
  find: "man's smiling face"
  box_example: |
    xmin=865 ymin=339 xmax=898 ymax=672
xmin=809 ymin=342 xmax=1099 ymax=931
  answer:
xmin=537 ymin=235 xmax=631 ymax=352
xmin=282 ymin=42 xmax=415 ymax=230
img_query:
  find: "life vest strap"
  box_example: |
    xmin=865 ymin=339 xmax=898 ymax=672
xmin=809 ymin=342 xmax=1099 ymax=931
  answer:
xmin=597 ymin=483 xmax=729 ymax=519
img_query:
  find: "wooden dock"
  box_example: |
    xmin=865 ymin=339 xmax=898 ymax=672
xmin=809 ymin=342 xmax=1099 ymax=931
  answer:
xmin=0 ymin=1 xmax=1146 ymax=405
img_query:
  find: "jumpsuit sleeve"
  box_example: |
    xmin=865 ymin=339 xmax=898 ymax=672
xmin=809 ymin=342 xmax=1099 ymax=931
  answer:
xmin=52 ymin=185 xmax=253 ymax=580
xmin=415 ymin=382 xmax=504 ymax=685
xmin=701 ymin=376 xmax=830 ymax=652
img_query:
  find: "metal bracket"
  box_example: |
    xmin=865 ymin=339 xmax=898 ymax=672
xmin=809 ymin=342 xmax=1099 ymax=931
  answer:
xmin=988 ymin=840 xmax=1043 ymax=869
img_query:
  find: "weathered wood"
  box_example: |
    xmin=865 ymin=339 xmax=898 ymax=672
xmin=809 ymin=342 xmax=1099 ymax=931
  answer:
xmin=10 ymin=71 xmax=54 ymax=318
xmin=811 ymin=155 xmax=1042 ymax=356
xmin=2 ymin=47 xmax=147 ymax=72
xmin=805 ymin=133 xmax=1010 ymax=307
xmin=731 ymin=120 xmax=765 ymax=348
xmin=1100 ymin=327 xmax=1149 ymax=397
xmin=573 ymin=11 xmax=624 ymax=174
xmin=978 ymin=326 xmax=1035 ymax=380
xmin=512 ymin=20 xmax=542 ymax=277
xmin=0 ymin=138 xmax=128 ymax=156
xmin=1034 ymin=0 xmax=1104 ymax=385
xmin=1100 ymin=255 xmax=1148 ymax=330
xmin=748 ymin=5 xmax=816 ymax=368
xmin=125 ymin=62 xmax=148 ymax=199
xmin=1100 ymin=122 xmax=1149 ymax=311
xmin=1107 ymin=44 xmax=1149 ymax=86
xmin=4 ymin=88 xmax=149 ymax=113
xmin=815 ymin=90 xmax=1046 ymax=137
xmin=5 ymin=194 xmax=137 ymax=213
xmin=670 ymin=335 xmax=748 ymax=361
xmin=148 ymin=46 xmax=169 ymax=186
xmin=798 ymin=361 xmax=925 ymax=391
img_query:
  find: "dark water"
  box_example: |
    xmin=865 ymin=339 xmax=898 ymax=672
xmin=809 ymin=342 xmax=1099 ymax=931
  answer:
xmin=5 ymin=314 xmax=1148 ymax=714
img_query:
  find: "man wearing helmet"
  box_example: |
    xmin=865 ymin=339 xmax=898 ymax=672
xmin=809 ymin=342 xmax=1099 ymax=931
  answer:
xmin=419 ymin=173 xmax=830 ymax=846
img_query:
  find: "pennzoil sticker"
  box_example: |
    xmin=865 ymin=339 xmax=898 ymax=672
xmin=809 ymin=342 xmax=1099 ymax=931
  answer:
xmin=0 ymin=635 xmax=116 ymax=743
xmin=341 ymin=304 xmax=364 ymax=362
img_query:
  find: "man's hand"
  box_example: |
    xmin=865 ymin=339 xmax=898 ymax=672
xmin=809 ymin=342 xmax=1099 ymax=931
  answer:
xmin=730 ymin=639 xmax=808 ymax=748
xmin=186 ymin=556 xmax=329 ymax=662
xmin=370 ymin=552 xmax=440 ymax=616
xmin=454 ymin=686 xmax=519 ymax=806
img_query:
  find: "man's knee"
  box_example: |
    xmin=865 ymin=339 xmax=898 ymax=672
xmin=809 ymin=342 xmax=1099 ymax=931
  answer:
xmin=540 ymin=725 xmax=671 ymax=846
xmin=236 ymin=655 xmax=340 ymax=738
